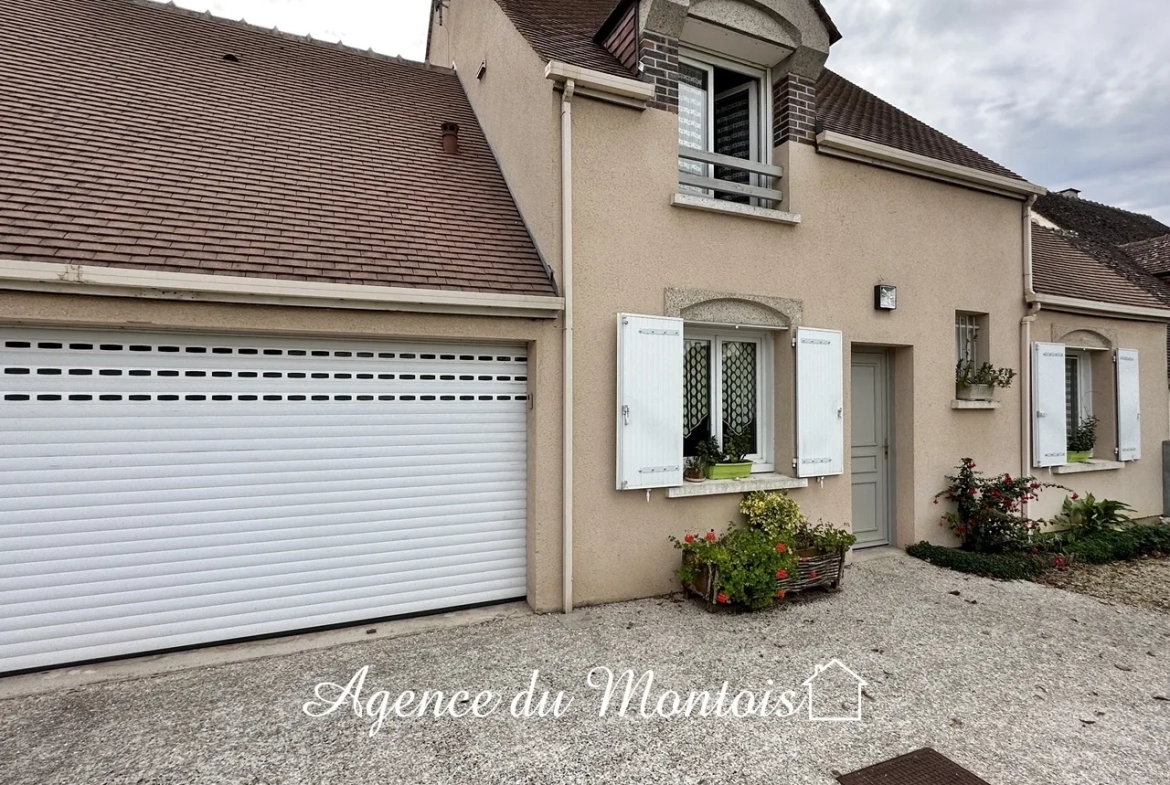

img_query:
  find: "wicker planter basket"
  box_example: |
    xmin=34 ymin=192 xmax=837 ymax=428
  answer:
xmin=682 ymin=547 xmax=846 ymax=609
xmin=778 ymin=547 xmax=846 ymax=593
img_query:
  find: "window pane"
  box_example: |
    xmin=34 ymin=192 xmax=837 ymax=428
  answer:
xmin=721 ymin=341 xmax=757 ymax=455
xmin=1065 ymin=357 xmax=1079 ymax=436
xmin=678 ymin=64 xmax=709 ymax=193
xmin=713 ymin=85 xmax=753 ymax=204
xmin=683 ymin=338 xmax=711 ymax=455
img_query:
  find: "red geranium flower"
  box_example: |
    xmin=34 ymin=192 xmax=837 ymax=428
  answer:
xmin=775 ymin=590 xmax=786 ymax=599
xmin=706 ymin=531 xmax=717 ymax=542
xmin=684 ymin=534 xmax=695 ymax=544
xmin=1072 ymin=493 xmax=1079 ymax=500
xmin=776 ymin=570 xmax=788 ymax=580
xmin=776 ymin=543 xmax=787 ymax=553
xmin=716 ymin=593 xmax=729 ymax=604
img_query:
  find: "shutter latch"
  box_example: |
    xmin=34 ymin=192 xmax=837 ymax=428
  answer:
xmin=621 ymin=404 xmax=630 ymax=426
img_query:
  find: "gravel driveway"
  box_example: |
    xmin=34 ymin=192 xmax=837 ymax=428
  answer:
xmin=1042 ymin=556 xmax=1170 ymax=613
xmin=2 ymin=551 xmax=1169 ymax=785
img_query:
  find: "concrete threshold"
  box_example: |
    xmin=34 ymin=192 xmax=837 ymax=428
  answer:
xmin=0 ymin=601 xmax=531 ymax=699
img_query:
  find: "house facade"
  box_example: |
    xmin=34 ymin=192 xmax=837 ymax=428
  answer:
xmin=0 ymin=0 xmax=1166 ymax=673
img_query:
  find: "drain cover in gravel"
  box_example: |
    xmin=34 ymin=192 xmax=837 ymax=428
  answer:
xmin=837 ymin=748 xmax=991 ymax=784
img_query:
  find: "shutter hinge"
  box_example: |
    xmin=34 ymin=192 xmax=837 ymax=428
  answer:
xmin=791 ymin=335 xmax=797 ymax=348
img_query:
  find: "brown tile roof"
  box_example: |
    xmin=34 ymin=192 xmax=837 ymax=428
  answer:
xmin=1034 ymin=192 xmax=1169 ymax=247
xmin=1122 ymin=233 xmax=1170 ymax=277
xmin=1031 ymin=225 xmax=1170 ymax=311
xmin=491 ymin=0 xmax=1018 ymax=181
xmin=496 ymin=0 xmax=630 ymax=77
xmin=815 ymin=70 xmax=1023 ymax=181
xmin=0 ymin=0 xmax=556 ymax=297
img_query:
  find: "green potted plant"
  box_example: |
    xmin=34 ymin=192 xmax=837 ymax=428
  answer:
xmin=1067 ymin=415 xmax=1097 ymax=463
xmin=955 ymin=361 xmax=1016 ymax=402
xmin=739 ymin=491 xmax=857 ymax=593
xmin=699 ymin=433 xmax=752 ymax=480
xmin=683 ymin=455 xmax=706 ymax=483
xmin=670 ymin=524 xmax=797 ymax=609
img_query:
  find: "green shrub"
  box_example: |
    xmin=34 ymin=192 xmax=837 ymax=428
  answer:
xmin=1049 ymin=492 xmax=1134 ymax=535
xmin=1062 ymin=524 xmax=1170 ymax=564
xmin=933 ymin=458 xmax=1064 ymax=554
xmin=906 ymin=541 xmax=1045 ymax=581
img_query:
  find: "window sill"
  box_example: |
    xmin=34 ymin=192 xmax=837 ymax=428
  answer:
xmin=1050 ymin=459 xmax=1125 ymax=475
xmin=951 ymin=399 xmax=1000 ymax=410
xmin=666 ymin=472 xmax=809 ymax=498
xmin=671 ymin=193 xmax=801 ymax=225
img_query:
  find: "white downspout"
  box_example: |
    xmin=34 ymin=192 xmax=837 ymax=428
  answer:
xmin=1020 ymin=193 xmax=1039 ymax=513
xmin=560 ymin=79 xmax=575 ymax=613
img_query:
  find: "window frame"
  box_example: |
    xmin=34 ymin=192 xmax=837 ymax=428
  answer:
xmin=683 ymin=325 xmax=774 ymax=472
xmin=677 ymin=48 xmax=773 ymax=196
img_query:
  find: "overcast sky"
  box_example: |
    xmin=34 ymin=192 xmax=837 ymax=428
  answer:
xmin=173 ymin=0 xmax=1170 ymax=223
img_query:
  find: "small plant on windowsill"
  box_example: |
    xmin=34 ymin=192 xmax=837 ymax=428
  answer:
xmin=683 ymin=455 xmax=707 ymax=483
xmin=698 ymin=433 xmax=753 ymax=480
xmin=1067 ymin=415 xmax=1097 ymax=463
xmin=955 ymin=361 xmax=1017 ymax=402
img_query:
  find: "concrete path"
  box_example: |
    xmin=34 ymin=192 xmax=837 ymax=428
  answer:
xmin=2 ymin=551 xmax=1169 ymax=784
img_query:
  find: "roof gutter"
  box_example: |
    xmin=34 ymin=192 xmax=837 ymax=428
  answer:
xmin=815 ymin=130 xmax=1047 ymax=199
xmin=1025 ymin=291 xmax=1170 ymax=322
xmin=0 ymin=260 xmax=565 ymax=319
xmin=544 ymin=61 xmax=652 ymax=110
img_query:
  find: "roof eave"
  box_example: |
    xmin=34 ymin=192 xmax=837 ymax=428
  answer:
xmin=0 ymin=259 xmax=565 ymax=319
xmin=545 ymin=60 xmax=653 ymax=108
xmin=815 ymin=130 xmax=1045 ymax=199
xmin=1027 ymin=291 xmax=1170 ymax=323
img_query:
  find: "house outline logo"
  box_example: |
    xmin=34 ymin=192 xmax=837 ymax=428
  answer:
xmin=801 ymin=658 xmax=867 ymax=722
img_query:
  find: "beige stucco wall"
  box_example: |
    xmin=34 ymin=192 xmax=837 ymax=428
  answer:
xmin=1028 ymin=310 xmax=1167 ymax=521
xmin=567 ymin=101 xmax=1031 ymax=603
xmin=432 ymin=0 xmax=1063 ymax=608
xmin=0 ymin=290 xmax=567 ymax=612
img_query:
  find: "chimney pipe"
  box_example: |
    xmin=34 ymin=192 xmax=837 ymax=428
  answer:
xmin=441 ymin=122 xmax=459 ymax=155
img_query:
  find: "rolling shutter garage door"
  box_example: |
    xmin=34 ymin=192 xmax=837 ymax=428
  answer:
xmin=0 ymin=328 xmax=528 ymax=672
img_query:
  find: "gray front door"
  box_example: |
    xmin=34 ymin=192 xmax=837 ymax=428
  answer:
xmin=850 ymin=351 xmax=892 ymax=548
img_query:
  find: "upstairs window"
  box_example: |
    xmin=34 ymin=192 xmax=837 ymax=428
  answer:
xmin=677 ymin=54 xmax=780 ymax=208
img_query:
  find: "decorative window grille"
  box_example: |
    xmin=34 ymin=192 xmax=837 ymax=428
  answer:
xmin=955 ymin=314 xmax=979 ymax=368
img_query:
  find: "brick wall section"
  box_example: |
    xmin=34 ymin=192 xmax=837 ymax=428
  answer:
xmin=773 ymin=73 xmax=818 ymax=145
xmin=639 ymin=30 xmax=678 ymax=112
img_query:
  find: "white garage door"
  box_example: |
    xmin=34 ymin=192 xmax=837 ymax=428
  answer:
xmin=0 ymin=328 xmax=528 ymax=673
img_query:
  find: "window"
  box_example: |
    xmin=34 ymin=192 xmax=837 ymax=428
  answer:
xmin=954 ymin=312 xmax=988 ymax=371
xmin=677 ymin=53 xmax=774 ymax=206
xmin=683 ymin=328 xmax=772 ymax=470
xmin=1064 ymin=349 xmax=1092 ymax=436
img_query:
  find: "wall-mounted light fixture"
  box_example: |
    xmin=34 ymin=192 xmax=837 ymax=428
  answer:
xmin=874 ymin=284 xmax=897 ymax=311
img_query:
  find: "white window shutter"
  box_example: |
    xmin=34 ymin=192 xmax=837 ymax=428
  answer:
xmin=1032 ymin=342 xmax=1067 ymax=467
xmin=1116 ymin=348 xmax=1141 ymax=461
xmin=795 ymin=327 xmax=844 ymax=477
xmin=616 ymin=313 xmax=684 ymax=489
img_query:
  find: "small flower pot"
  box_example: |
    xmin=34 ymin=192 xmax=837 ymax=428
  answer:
xmin=956 ymin=384 xmax=996 ymax=402
xmin=704 ymin=461 xmax=752 ymax=480
xmin=1066 ymin=450 xmax=1091 ymax=463
xmin=683 ymin=469 xmax=706 ymax=483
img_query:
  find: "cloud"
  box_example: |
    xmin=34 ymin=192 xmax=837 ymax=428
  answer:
xmin=825 ymin=0 xmax=1170 ymax=222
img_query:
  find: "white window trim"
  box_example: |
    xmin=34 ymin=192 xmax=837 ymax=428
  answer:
xmin=684 ymin=326 xmax=774 ymax=473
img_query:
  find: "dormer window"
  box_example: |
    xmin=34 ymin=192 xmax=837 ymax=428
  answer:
xmin=676 ymin=52 xmax=782 ymax=209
